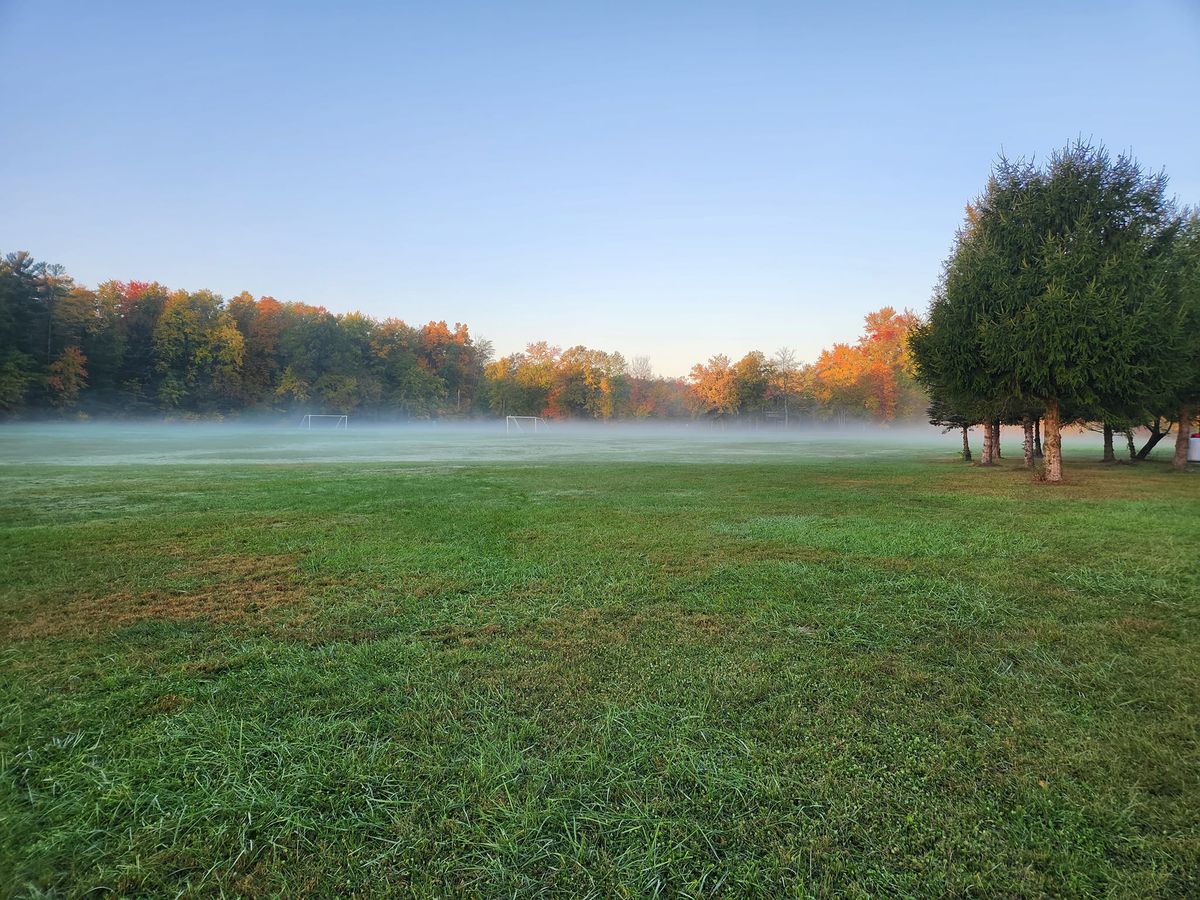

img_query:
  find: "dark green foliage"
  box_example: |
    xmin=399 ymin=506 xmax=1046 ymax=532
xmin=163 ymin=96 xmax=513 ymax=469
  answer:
xmin=927 ymin=145 xmax=1176 ymax=413
xmin=911 ymin=143 xmax=1184 ymax=480
xmin=926 ymin=387 xmax=978 ymax=432
xmin=0 ymin=255 xmax=492 ymax=419
xmin=925 ymin=390 xmax=978 ymax=461
xmin=1164 ymin=214 xmax=1200 ymax=412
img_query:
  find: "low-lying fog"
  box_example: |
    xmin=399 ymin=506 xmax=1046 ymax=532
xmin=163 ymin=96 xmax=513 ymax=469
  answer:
xmin=0 ymin=420 xmax=1104 ymax=467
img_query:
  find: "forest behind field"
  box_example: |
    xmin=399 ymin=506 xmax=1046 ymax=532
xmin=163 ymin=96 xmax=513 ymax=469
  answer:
xmin=0 ymin=253 xmax=922 ymax=424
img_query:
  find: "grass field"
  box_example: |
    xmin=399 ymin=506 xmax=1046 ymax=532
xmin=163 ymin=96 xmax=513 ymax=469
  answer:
xmin=2 ymin=425 xmax=1198 ymax=897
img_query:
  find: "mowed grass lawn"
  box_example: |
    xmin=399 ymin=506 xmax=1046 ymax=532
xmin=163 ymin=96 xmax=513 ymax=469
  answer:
xmin=1 ymin=442 xmax=1198 ymax=896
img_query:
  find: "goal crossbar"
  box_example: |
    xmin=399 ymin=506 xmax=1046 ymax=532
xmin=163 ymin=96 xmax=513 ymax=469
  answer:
xmin=300 ymin=414 xmax=348 ymax=430
xmin=506 ymin=415 xmax=548 ymax=434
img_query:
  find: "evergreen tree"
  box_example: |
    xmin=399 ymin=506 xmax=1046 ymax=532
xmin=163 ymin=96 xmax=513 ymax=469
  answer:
xmin=1168 ymin=213 xmax=1200 ymax=469
xmin=926 ymin=388 xmax=977 ymax=462
xmin=911 ymin=143 xmax=1179 ymax=483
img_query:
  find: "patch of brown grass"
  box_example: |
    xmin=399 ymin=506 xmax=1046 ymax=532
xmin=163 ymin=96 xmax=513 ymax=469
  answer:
xmin=5 ymin=553 xmax=309 ymax=640
xmin=146 ymin=693 xmax=189 ymax=714
xmin=654 ymin=542 xmax=837 ymax=576
xmin=932 ymin=458 xmax=1193 ymax=501
xmin=446 ymin=606 xmax=747 ymax=722
xmin=1113 ymin=616 xmax=1167 ymax=634
xmin=420 ymin=606 xmax=738 ymax=656
xmin=421 ymin=621 xmax=504 ymax=649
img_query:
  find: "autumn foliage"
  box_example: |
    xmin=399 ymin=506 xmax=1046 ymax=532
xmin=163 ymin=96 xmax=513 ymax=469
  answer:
xmin=1 ymin=250 xmax=925 ymax=422
xmin=811 ymin=307 xmax=924 ymax=420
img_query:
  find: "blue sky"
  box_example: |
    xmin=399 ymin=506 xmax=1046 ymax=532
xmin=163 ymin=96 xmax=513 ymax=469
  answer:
xmin=3 ymin=1 xmax=1198 ymax=376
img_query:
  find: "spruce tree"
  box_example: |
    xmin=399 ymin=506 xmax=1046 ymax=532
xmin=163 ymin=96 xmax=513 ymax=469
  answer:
xmin=1168 ymin=214 xmax=1200 ymax=469
xmin=912 ymin=143 xmax=1179 ymax=483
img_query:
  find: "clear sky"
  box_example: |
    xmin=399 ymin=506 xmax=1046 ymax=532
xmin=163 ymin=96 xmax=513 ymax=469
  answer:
xmin=3 ymin=1 xmax=1198 ymax=376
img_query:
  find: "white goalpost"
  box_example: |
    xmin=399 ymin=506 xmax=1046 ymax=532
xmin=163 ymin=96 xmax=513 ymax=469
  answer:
xmin=299 ymin=414 xmax=349 ymax=430
xmin=506 ymin=415 xmax=548 ymax=434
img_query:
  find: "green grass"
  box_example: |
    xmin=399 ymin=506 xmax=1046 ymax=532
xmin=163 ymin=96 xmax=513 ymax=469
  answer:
xmin=1 ymin=437 xmax=1198 ymax=897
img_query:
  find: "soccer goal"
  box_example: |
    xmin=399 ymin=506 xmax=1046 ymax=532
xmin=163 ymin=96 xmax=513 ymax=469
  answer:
xmin=506 ymin=415 xmax=548 ymax=434
xmin=299 ymin=414 xmax=348 ymax=430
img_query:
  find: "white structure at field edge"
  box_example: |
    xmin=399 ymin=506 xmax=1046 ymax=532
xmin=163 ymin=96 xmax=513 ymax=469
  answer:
xmin=506 ymin=415 xmax=548 ymax=434
xmin=300 ymin=414 xmax=349 ymax=430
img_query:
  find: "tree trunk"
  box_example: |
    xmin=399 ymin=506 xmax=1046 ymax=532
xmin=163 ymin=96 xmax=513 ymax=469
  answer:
xmin=1124 ymin=430 xmax=1136 ymax=461
xmin=1174 ymin=405 xmax=1195 ymax=471
xmin=961 ymin=426 xmax=972 ymax=462
xmin=1042 ymin=400 xmax=1063 ymax=483
xmin=980 ymin=422 xmax=994 ymax=465
xmin=993 ymin=420 xmax=1002 ymax=459
xmin=1023 ymin=417 xmax=1034 ymax=468
xmin=1102 ymin=424 xmax=1115 ymax=462
xmin=1136 ymin=418 xmax=1172 ymax=460
xmin=1034 ymin=418 xmax=1043 ymax=458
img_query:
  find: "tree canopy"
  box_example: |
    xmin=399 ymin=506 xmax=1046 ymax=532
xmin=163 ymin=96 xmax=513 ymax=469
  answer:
xmin=1 ymin=252 xmax=923 ymax=426
xmin=911 ymin=142 xmax=1189 ymax=481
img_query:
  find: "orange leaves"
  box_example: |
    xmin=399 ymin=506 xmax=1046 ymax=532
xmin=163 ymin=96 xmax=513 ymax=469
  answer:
xmin=812 ymin=307 xmax=922 ymax=420
xmin=688 ymin=354 xmax=737 ymax=415
xmin=47 ymin=346 xmax=88 ymax=406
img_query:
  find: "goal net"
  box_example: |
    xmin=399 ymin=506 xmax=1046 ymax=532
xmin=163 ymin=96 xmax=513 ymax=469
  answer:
xmin=300 ymin=414 xmax=348 ymax=430
xmin=506 ymin=415 xmax=548 ymax=434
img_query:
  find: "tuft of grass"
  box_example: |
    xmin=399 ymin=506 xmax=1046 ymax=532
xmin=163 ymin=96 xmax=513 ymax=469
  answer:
xmin=1 ymin=439 xmax=1198 ymax=896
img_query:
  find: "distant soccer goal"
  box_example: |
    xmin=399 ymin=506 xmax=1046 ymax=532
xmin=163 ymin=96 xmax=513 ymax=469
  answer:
xmin=299 ymin=414 xmax=348 ymax=430
xmin=506 ymin=415 xmax=548 ymax=434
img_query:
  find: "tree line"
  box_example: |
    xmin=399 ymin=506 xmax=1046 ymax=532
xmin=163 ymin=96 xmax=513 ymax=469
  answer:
xmin=0 ymin=264 xmax=493 ymax=419
xmin=910 ymin=142 xmax=1199 ymax=480
xmin=9 ymin=141 xmax=1192 ymax=465
xmin=0 ymin=254 xmax=923 ymax=425
xmin=486 ymin=306 xmax=923 ymax=423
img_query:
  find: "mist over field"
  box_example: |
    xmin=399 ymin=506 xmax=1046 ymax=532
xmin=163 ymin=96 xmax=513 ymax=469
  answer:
xmin=0 ymin=420 xmax=1110 ymax=467
xmin=3 ymin=414 xmax=1193 ymax=896
xmin=3 ymin=0 xmax=1198 ymax=893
